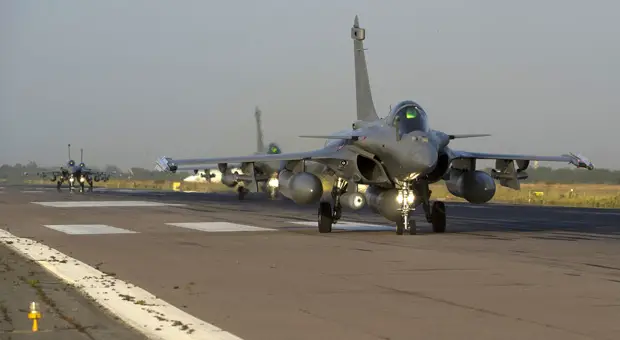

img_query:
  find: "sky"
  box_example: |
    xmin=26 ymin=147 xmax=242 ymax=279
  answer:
xmin=1 ymin=0 xmax=618 ymax=170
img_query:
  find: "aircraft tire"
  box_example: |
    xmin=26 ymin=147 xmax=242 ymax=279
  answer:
xmin=396 ymin=219 xmax=404 ymax=235
xmin=431 ymin=201 xmax=446 ymax=233
xmin=408 ymin=219 xmax=417 ymax=235
xmin=237 ymin=186 xmax=246 ymax=200
xmin=318 ymin=202 xmax=333 ymax=233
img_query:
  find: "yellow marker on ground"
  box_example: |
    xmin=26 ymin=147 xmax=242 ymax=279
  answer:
xmin=28 ymin=302 xmax=41 ymax=332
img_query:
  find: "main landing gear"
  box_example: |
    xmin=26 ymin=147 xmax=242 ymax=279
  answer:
xmin=317 ymin=179 xmax=447 ymax=235
xmin=317 ymin=178 xmax=347 ymax=233
xmin=418 ymin=182 xmax=446 ymax=234
xmin=237 ymin=186 xmax=249 ymax=200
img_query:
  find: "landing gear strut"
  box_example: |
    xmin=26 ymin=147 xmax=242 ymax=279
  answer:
xmin=419 ymin=181 xmax=447 ymax=233
xmin=56 ymin=180 xmax=62 ymax=192
xmin=396 ymin=183 xmax=416 ymax=235
xmin=316 ymin=178 xmax=348 ymax=233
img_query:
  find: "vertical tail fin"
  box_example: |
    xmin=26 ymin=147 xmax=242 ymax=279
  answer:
xmin=80 ymin=148 xmax=83 ymax=163
xmin=352 ymin=15 xmax=379 ymax=122
xmin=67 ymin=144 xmax=71 ymax=160
xmin=255 ymin=106 xmax=265 ymax=153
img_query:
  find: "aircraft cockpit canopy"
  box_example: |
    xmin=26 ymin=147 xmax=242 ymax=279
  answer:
xmin=267 ymin=143 xmax=282 ymax=154
xmin=389 ymin=101 xmax=429 ymax=135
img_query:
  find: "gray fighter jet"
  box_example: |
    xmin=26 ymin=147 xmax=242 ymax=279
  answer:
xmin=156 ymin=16 xmax=594 ymax=235
xmin=32 ymin=144 xmax=116 ymax=192
xmin=175 ymin=106 xmax=284 ymax=200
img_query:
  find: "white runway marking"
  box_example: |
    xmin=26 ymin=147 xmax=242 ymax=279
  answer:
xmin=0 ymin=229 xmax=243 ymax=340
xmin=289 ymin=221 xmax=396 ymax=231
xmin=165 ymin=222 xmax=276 ymax=232
xmin=32 ymin=200 xmax=186 ymax=208
xmin=43 ymin=224 xmax=137 ymax=235
xmin=22 ymin=190 xmax=45 ymax=193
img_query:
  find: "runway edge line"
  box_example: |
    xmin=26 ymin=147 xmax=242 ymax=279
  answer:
xmin=0 ymin=229 xmax=244 ymax=340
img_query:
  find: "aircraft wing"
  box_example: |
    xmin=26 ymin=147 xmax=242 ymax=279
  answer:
xmin=175 ymin=165 xmax=242 ymax=172
xmin=30 ymin=169 xmax=63 ymax=177
xmin=452 ymin=150 xmax=594 ymax=170
xmin=156 ymin=148 xmax=342 ymax=173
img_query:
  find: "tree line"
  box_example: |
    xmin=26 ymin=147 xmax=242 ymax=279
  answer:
xmin=1 ymin=162 xmax=619 ymax=185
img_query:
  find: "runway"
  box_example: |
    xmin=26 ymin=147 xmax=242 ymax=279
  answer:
xmin=1 ymin=184 xmax=619 ymax=340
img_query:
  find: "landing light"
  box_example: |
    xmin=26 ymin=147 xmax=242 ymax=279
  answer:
xmin=268 ymin=178 xmax=279 ymax=188
xmin=396 ymin=192 xmax=414 ymax=204
xmin=69 ymin=177 xmax=75 ymax=183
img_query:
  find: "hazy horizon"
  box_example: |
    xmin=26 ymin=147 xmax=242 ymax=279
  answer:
xmin=1 ymin=0 xmax=618 ymax=170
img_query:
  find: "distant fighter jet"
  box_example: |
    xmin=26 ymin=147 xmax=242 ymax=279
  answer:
xmin=157 ymin=16 xmax=594 ymax=235
xmin=33 ymin=144 xmax=116 ymax=192
xmin=175 ymin=106 xmax=283 ymax=200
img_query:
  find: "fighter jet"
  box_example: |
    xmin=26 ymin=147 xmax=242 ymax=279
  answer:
xmin=175 ymin=107 xmax=283 ymax=200
xmin=33 ymin=144 xmax=116 ymax=192
xmin=156 ymin=16 xmax=594 ymax=235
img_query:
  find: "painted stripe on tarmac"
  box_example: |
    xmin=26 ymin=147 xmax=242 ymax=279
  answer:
xmin=0 ymin=229 xmax=243 ymax=340
xmin=32 ymin=201 xmax=186 ymax=208
xmin=43 ymin=224 xmax=138 ymax=235
xmin=289 ymin=221 xmax=396 ymax=231
xmin=165 ymin=222 xmax=276 ymax=232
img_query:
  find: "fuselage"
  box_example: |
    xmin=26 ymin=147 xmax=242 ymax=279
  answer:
xmin=331 ymin=100 xmax=441 ymax=183
xmin=63 ymin=160 xmax=92 ymax=183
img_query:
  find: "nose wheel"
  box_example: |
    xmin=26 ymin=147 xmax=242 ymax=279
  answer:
xmin=396 ymin=214 xmax=416 ymax=235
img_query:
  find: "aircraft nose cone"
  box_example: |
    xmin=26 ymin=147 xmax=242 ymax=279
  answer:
xmin=410 ymin=143 xmax=438 ymax=173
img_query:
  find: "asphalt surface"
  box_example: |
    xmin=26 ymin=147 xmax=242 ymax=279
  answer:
xmin=0 ymin=231 xmax=147 ymax=339
xmin=1 ymin=184 xmax=619 ymax=340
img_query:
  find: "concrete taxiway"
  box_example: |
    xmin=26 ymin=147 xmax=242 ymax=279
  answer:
xmin=1 ymin=184 xmax=619 ymax=340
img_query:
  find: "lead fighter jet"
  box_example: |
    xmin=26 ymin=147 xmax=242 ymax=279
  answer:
xmin=156 ymin=16 xmax=594 ymax=235
xmin=33 ymin=144 xmax=116 ymax=192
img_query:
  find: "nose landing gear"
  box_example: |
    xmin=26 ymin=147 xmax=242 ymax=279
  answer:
xmin=396 ymin=184 xmax=416 ymax=235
